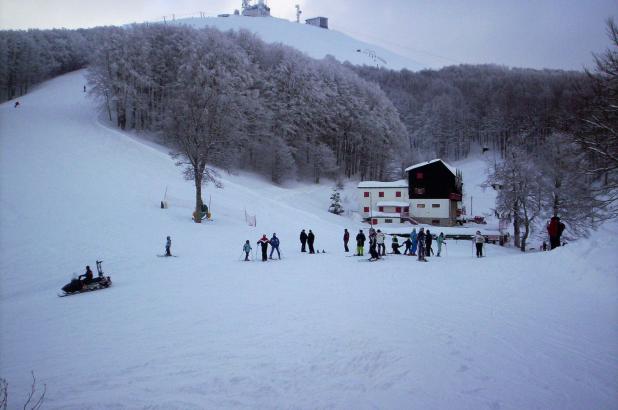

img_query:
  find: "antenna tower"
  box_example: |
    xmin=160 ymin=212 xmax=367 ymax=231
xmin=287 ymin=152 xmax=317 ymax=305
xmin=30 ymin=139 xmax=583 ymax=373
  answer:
xmin=295 ymin=4 xmax=302 ymax=23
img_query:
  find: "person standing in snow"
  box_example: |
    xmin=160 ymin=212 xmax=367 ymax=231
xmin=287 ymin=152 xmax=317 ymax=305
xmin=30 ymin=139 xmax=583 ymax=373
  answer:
xmin=300 ymin=229 xmax=308 ymax=252
xmin=436 ymin=232 xmax=445 ymax=257
xmin=356 ymin=229 xmax=366 ymax=256
xmin=257 ymin=234 xmax=269 ymax=261
xmin=417 ymin=228 xmax=427 ymax=262
xmin=243 ymin=240 xmax=252 ymax=261
xmin=473 ymin=231 xmax=485 ymax=258
xmin=376 ymin=229 xmax=386 ymax=256
xmin=391 ymin=235 xmax=401 ymax=254
xmin=410 ymin=228 xmax=418 ymax=256
xmin=343 ymin=229 xmax=350 ymax=252
xmin=307 ymin=230 xmax=316 ymax=254
xmin=402 ymin=237 xmax=412 ymax=255
xmin=14 ymin=101 xmax=19 ymax=108
xmin=546 ymin=216 xmax=565 ymax=250
xmin=425 ymin=229 xmax=433 ymax=257
xmin=368 ymin=229 xmax=380 ymax=260
xmin=269 ymin=233 xmax=281 ymax=259
xmin=165 ymin=236 xmax=172 ymax=256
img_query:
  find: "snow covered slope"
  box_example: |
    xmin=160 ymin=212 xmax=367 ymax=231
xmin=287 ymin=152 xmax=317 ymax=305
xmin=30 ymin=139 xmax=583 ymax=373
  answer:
xmin=172 ymin=16 xmax=425 ymax=71
xmin=1 ymin=71 xmax=617 ymax=409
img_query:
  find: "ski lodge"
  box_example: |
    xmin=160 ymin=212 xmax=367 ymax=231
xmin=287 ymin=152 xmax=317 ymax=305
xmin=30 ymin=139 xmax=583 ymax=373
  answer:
xmin=358 ymin=159 xmax=463 ymax=226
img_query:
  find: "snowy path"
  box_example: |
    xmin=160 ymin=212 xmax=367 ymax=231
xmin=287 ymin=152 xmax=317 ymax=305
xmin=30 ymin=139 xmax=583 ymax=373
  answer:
xmin=1 ymin=71 xmax=617 ymax=409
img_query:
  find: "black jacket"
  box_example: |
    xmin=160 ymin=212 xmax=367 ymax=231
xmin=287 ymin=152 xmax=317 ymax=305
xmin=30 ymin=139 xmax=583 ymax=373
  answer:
xmin=300 ymin=231 xmax=308 ymax=242
xmin=307 ymin=232 xmax=315 ymax=243
xmin=356 ymin=232 xmax=366 ymax=245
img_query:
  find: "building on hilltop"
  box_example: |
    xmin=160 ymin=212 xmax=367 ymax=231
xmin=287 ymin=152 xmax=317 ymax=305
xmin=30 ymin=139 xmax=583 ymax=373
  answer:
xmin=242 ymin=0 xmax=271 ymax=17
xmin=358 ymin=159 xmax=463 ymax=226
xmin=305 ymin=17 xmax=329 ymax=29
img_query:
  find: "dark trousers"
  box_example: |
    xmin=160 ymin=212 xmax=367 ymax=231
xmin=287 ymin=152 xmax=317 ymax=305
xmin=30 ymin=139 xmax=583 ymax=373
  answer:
xmin=261 ymin=246 xmax=268 ymax=261
xmin=245 ymin=252 xmax=250 ymax=261
xmin=270 ymin=246 xmax=280 ymax=259
xmin=418 ymin=244 xmax=426 ymax=261
xmin=549 ymin=236 xmax=560 ymax=250
xmin=476 ymin=243 xmax=483 ymax=257
xmin=308 ymin=241 xmax=315 ymax=254
xmin=344 ymin=240 xmax=349 ymax=252
xmin=301 ymin=240 xmax=307 ymax=252
xmin=165 ymin=246 xmax=171 ymax=256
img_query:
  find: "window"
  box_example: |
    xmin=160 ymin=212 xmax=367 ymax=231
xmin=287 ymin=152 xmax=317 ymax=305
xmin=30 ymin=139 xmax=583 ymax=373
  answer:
xmin=432 ymin=220 xmax=440 ymax=225
xmin=378 ymin=192 xmax=384 ymax=198
xmin=364 ymin=207 xmax=369 ymax=213
xmin=372 ymin=219 xmax=378 ymax=225
xmin=417 ymin=204 xmax=426 ymax=208
xmin=432 ymin=204 xmax=441 ymax=208
xmin=395 ymin=207 xmax=401 ymax=213
xmin=385 ymin=219 xmax=393 ymax=223
xmin=396 ymin=191 xmax=402 ymax=197
xmin=378 ymin=206 xmax=384 ymax=212
xmin=364 ymin=191 xmax=370 ymax=198
xmin=404 ymin=207 xmax=409 ymax=212
xmin=416 ymin=172 xmax=424 ymax=180
xmin=414 ymin=187 xmax=425 ymax=195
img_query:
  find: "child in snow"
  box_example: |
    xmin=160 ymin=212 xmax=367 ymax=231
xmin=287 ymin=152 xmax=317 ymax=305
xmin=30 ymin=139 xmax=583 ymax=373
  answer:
xmin=402 ymin=237 xmax=412 ymax=255
xmin=165 ymin=236 xmax=172 ymax=256
xmin=436 ymin=232 xmax=445 ymax=256
xmin=391 ymin=236 xmax=401 ymax=254
xmin=473 ymin=231 xmax=485 ymax=258
xmin=243 ymin=240 xmax=252 ymax=261
xmin=410 ymin=228 xmax=418 ymax=256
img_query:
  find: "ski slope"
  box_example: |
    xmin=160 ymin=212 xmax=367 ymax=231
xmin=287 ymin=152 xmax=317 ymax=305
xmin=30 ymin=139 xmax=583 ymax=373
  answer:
xmin=173 ymin=16 xmax=425 ymax=71
xmin=1 ymin=71 xmax=617 ymax=409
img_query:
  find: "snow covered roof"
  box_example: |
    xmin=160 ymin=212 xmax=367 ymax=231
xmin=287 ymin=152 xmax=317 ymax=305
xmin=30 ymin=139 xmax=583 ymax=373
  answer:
xmin=405 ymin=159 xmax=457 ymax=176
xmin=365 ymin=211 xmax=402 ymax=218
xmin=376 ymin=201 xmax=409 ymax=207
xmin=357 ymin=180 xmax=408 ymax=189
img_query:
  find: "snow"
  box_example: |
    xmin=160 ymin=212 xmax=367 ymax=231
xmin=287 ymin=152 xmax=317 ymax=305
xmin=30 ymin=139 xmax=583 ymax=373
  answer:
xmin=172 ymin=16 xmax=425 ymax=71
xmin=405 ymin=158 xmax=457 ymax=176
xmin=357 ymin=180 xmax=408 ymax=188
xmin=1 ymin=71 xmax=617 ymax=409
xmin=375 ymin=201 xmax=409 ymax=207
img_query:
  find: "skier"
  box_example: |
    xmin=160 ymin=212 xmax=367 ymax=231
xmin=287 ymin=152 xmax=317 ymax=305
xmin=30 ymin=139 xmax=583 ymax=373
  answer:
xmin=426 ymin=229 xmax=433 ymax=257
xmin=546 ymin=216 xmax=565 ymax=250
xmin=436 ymin=232 xmax=445 ymax=257
xmin=376 ymin=229 xmax=386 ymax=256
xmin=13 ymin=101 xmax=19 ymax=108
xmin=83 ymin=85 xmax=86 ymax=93
xmin=243 ymin=240 xmax=252 ymax=261
xmin=257 ymin=234 xmax=269 ymax=261
xmin=473 ymin=230 xmax=485 ymax=258
xmin=402 ymin=237 xmax=412 ymax=255
xmin=79 ymin=265 xmax=94 ymax=287
xmin=343 ymin=229 xmax=350 ymax=252
xmin=165 ymin=236 xmax=172 ymax=256
xmin=300 ymin=229 xmax=308 ymax=252
xmin=410 ymin=228 xmax=418 ymax=256
xmin=307 ymin=230 xmax=316 ymax=254
xmin=356 ymin=229 xmax=366 ymax=256
xmin=368 ymin=229 xmax=380 ymax=260
xmin=269 ymin=233 xmax=281 ymax=259
xmin=417 ymin=228 xmax=427 ymax=262
xmin=391 ymin=235 xmax=401 ymax=254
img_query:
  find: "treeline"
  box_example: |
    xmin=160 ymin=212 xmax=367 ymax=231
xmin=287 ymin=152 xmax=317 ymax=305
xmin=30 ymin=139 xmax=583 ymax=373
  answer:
xmin=0 ymin=29 xmax=91 ymax=101
xmin=86 ymin=24 xmax=407 ymax=185
xmin=350 ymin=63 xmax=586 ymax=162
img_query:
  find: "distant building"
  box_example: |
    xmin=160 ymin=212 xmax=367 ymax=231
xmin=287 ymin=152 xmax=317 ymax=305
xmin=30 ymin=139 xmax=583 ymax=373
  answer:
xmin=358 ymin=159 xmax=463 ymax=226
xmin=305 ymin=17 xmax=328 ymax=29
xmin=242 ymin=0 xmax=271 ymax=17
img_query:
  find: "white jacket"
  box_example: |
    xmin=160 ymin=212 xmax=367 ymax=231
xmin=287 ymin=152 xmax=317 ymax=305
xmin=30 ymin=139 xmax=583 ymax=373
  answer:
xmin=474 ymin=234 xmax=485 ymax=244
xmin=377 ymin=232 xmax=386 ymax=244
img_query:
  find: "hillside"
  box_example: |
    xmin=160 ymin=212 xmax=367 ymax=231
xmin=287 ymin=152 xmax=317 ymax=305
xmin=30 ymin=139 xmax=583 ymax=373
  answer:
xmin=0 ymin=71 xmax=617 ymax=409
xmin=173 ymin=16 xmax=425 ymax=71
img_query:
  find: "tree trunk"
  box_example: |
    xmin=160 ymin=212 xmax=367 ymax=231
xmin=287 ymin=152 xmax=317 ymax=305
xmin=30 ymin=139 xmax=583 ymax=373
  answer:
xmin=194 ymin=169 xmax=204 ymax=223
xmin=513 ymin=217 xmax=521 ymax=249
xmin=520 ymin=220 xmax=529 ymax=252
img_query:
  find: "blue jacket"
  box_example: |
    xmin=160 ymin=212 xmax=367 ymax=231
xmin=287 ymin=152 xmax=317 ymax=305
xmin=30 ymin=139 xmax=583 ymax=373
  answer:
xmin=411 ymin=231 xmax=417 ymax=244
xmin=270 ymin=236 xmax=280 ymax=247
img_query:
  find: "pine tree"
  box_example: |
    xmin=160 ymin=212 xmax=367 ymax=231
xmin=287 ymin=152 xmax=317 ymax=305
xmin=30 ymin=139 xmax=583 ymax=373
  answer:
xmin=328 ymin=188 xmax=344 ymax=215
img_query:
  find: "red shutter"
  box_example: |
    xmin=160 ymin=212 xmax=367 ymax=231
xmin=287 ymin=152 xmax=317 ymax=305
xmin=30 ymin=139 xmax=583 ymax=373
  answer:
xmin=372 ymin=219 xmax=378 ymax=225
xmin=379 ymin=192 xmax=384 ymax=197
xmin=396 ymin=207 xmax=401 ymax=213
xmin=363 ymin=207 xmax=369 ymax=212
xmin=396 ymin=191 xmax=402 ymax=197
xmin=416 ymin=172 xmax=424 ymax=180
xmin=404 ymin=207 xmax=409 ymax=212
xmin=378 ymin=206 xmax=384 ymax=212
xmin=364 ymin=191 xmax=370 ymax=197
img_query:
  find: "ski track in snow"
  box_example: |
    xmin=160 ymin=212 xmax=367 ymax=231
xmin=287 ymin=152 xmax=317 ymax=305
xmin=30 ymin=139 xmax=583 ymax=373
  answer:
xmin=1 ymin=71 xmax=617 ymax=409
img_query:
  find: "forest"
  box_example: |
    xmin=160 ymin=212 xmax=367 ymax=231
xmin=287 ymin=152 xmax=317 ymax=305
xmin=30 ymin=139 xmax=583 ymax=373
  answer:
xmin=0 ymin=20 xmax=615 ymax=236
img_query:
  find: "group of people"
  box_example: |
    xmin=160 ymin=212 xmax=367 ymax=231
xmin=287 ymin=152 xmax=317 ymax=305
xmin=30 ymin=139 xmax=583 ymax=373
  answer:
xmin=244 ymin=233 xmax=282 ymax=261
xmin=348 ymin=227 xmax=446 ymax=262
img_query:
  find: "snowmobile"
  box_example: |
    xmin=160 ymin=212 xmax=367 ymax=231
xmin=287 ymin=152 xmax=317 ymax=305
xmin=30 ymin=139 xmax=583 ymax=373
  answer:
xmin=59 ymin=260 xmax=112 ymax=297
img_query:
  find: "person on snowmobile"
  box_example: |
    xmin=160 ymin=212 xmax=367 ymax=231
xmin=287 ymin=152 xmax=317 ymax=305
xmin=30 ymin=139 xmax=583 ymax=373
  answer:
xmin=165 ymin=236 xmax=172 ymax=256
xmin=79 ymin=266 xmax=94 ymax=287
xmin=257 ymin=234 xmax=269 ymax=261
xmin=269 ymin=233 xmax=281 ymax=259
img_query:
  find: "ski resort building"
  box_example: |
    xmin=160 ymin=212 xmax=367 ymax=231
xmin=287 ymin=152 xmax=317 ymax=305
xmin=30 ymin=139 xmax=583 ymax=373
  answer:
xmin=358 ymin=159 xmax=463 ymax=226
xmin=305 ymin=17 xmax=329 ymax=29
xmin=241 ymin=0 xmax=270 ymax=17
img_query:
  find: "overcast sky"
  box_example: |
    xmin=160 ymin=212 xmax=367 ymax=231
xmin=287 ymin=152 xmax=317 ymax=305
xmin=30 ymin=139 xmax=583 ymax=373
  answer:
xmin=0 ymin=0 xmax=615 ymax=70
